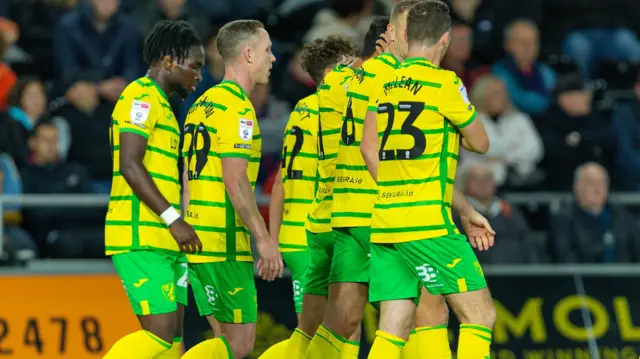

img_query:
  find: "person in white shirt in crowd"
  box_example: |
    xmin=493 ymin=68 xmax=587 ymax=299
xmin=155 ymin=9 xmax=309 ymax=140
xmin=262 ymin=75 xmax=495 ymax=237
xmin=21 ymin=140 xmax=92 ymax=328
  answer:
xmin=459 ymin=74 xmax=544 ymax=188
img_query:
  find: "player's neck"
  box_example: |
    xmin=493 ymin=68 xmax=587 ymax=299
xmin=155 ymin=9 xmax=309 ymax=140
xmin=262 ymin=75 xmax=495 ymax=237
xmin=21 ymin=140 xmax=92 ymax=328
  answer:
xmin=146 ymin=69 xmax=172 ymax=96
xmin=389 ymin=45 xmax=404 ymax=62
xmin=223 ymin=65 xmax=255 ymax=96
xmin=406 ymin=47 xmax=441 ymax=67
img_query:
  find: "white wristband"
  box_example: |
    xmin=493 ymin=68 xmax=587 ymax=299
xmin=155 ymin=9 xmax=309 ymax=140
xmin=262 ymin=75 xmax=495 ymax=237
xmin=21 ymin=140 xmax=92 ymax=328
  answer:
xmin=160 ymin=207 xmax=181 ymax=226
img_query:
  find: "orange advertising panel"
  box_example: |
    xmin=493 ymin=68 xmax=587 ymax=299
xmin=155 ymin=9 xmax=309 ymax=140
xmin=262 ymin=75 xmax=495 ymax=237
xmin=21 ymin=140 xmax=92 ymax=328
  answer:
xmin=0 ymin=274 xmax=140 ymax=358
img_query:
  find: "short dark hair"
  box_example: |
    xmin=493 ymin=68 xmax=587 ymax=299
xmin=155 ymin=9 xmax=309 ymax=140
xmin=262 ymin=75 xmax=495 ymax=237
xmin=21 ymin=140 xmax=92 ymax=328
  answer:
xmin=216 ymin=20 xmax=265 ymax=61
xmin=391 ymin=0 xmax=424 ymax=23
xmin=329 ymin=0 xmax=368 ymax=19
xmin=406 ymin=1 xmax=451 ymax=46
xmin=143 ymin=20 xmax=202 ymax=66
xmin=359 ymin=16 xmax=389 ymax=58
xmin=300 ymin=36 xmax=357 ymax=84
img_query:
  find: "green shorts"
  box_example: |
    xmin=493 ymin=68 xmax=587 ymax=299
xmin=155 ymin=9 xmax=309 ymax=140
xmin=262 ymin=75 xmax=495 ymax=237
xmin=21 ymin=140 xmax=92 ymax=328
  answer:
xmin=189 ymin=261 xmax=257 ymax=323
xmin=112 ymin=250 xmax=188 ymax=316
xmin=330 ymin=227 xmax=370 ymax=284
xmin=369 ymin=234 xmax=487 ymax=304
xmin=189 ymin=265 xmax=212 ymax=317
xmin=282 ymin=250 xmax=310 ymax=313
xmin=305 ymin=230 xmax=334 ymax=297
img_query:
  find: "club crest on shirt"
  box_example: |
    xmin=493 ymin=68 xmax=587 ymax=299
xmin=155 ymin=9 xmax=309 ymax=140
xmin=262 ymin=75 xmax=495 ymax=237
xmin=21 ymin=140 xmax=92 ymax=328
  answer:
xmin=130 ymin=100 xmax=151 ymax=124
xmin=239 ymin=118 xmax=254 ymax=141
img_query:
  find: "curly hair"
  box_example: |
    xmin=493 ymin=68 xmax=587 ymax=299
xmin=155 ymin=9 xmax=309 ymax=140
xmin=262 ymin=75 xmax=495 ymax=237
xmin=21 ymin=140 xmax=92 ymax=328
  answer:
xmin=300 ymin=36 xmax=357 ymax=85
xmin=143 ymin=20 xmax=202 ymax=66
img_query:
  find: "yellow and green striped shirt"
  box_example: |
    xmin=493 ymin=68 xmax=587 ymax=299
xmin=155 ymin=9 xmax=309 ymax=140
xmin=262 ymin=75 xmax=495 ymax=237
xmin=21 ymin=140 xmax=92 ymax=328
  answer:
xmin=106 ymin=77 xmax=182 ymax=255
xmin=279 ymin=94 xmax=319 ymax=251
xmin=332 ymin=53 xmax=400 ymax=228
xmin=183 ymin=80 xmax=261 ymax=262
xmin=371 ymin=58 xmax=478 ymax=243
xmin=306 ymin=64 xmax=356 ymax=233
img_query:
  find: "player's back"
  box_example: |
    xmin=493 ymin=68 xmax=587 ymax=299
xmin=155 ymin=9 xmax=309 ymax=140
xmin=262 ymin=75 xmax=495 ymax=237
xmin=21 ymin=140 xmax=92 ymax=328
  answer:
xmin=106 ymin=77 xmax=182 ymax=255
xmin=279 ymin=93 xmax=319 ymax=251
xmin=371 ymin=57 xmax=478 ymax=243
xmin=306 ymin=64 xmax=356 ymax=234
xmin=332 ymin=53 xmax=400 ymax=227
xmin=183 ymin=80 xmax=261 ymax=263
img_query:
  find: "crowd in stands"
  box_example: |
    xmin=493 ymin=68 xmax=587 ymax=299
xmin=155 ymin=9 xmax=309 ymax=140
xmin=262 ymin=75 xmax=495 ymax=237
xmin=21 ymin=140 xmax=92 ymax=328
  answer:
xmin=1 ymin=0 xmax=640 ymax=265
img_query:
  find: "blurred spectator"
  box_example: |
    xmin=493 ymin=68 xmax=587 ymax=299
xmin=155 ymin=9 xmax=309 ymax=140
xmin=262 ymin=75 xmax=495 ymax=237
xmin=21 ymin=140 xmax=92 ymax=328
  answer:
xmin=133 ymin=0 xmax=209 ymax=41
xmin=493 ymin=19 xmax=555 ymax=115
xmin=612 ymin=71 xmax=640 ymax=190
xmin=460 ymin=75 xmax=544 ymax=188
xmin=273 ymin=47 xmax=316 ymax=108
xmin=0 ymin=78 xmax=49 ymax=168
xmin=441 ymin=21 xmax=490 ymax=90
xmin=10 ymin=0 xmax=78 ymax=78
xmin=179 ymin=25 xmax=225 ymax=125
xmin=21 ymin=122 xmax=104 ymax=258
xmin=188 ymin=0 xmax=259 ymax=23
xmin=0 ymin=18 xmax=17 ymax=109
xmin=536 ymin=74 xmax=616 ymax=190
xmin=548 ymin=162 xmax=640 ymax=263
xmin=250 ymin=83 xmax=290 ymax=184
xmin=0 ymin=153 xmax=38 ymax=259
xmin=455 ymin=163 xmax=540 ymax=264
xmin=304 ymin=0 xmax=372 ymax=47
xmin=541 ymin=0 xmax=640 ymax=78
xmin=52 ymin=0 xmax=140 ymax=181
xmin=447 ymin=0 xmax=542 ymax=65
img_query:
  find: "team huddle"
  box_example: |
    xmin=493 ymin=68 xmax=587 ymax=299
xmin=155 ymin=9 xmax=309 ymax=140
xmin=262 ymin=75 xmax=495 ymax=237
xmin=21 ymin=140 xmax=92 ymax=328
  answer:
xmin=103 ymin=1 xmax=497 ymax=359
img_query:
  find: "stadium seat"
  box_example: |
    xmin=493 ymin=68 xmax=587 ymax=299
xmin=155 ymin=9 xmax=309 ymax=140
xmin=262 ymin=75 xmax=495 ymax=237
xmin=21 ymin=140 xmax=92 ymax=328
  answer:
xmin=595 ymin=60 xmax=640 ymax=90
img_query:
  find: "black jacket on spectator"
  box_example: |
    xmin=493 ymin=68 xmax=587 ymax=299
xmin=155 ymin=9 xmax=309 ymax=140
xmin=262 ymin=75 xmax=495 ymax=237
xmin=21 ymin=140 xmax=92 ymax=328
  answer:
xmin=548 ymin=203 xmax=640 ymax=263
xmin=21 ymin=161 xmax=104 ymax=258
xmin=454 ymin=199 xmax=541 ymax=264
xmin=541 ymin=0 xmax=640 ymax=52
xmin=52 ymin=2 xmax=142 ymax=95
xmin=535 ymin=104 xmax=615 ymax=190
xmin=448 ymin=0 xmax=543 ymax=65
xmin=612 ymin=101 xmax=640 ymax=190
xmin=0 ymin=112 xmax=29 ymax=169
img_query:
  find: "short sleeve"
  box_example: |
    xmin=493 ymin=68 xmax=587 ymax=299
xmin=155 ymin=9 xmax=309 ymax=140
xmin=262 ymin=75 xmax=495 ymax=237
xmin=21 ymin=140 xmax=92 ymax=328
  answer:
xmin=439 ymin=74 xmax=477 ymax=129
xmin=113 ymin=91 xmax=158 ymax=139
xmin=367 ymin=80 xmax=386 ymax=113
xmin=218 ymin=113 xmax=255 ymax=159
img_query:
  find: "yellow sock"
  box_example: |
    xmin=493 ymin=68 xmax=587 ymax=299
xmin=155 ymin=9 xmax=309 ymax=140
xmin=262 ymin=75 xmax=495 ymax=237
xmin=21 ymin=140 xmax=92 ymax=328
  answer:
xmin=288 ymin=328 xmax=312 ymax=359
xmin=103 ymin=330 xmax=171 ymax=359
xmin=154 ymin=337 xmax=181 ymax=358
xmin=258 ymin=339 xmax=289 ymax=358
xmin=368 ymin=330 xmax=405 ymax=359
xmin=401 ymin=330 xmax=418 ymax=359
xmin=181 ymin=336 xmax=232 ymax=359
xmin=305 ymin=324 xmax=345 ymax=359
xmin=340 ymin=340 xmax=360 ymax=358
xmin=458 ymin=324 xmax=492 ymax=359
xmin=415 ymin=326 xmax=451 ymax=358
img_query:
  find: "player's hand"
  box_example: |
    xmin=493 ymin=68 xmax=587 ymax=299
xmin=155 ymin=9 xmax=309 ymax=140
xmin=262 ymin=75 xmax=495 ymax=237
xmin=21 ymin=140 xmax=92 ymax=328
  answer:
xmin=169 ymin=218 xmax=203 ymax=254
xmin=460 ymin=211 xmax=495 ymax=251
xmin=375 ymin=33 xmax=390 ymax=56
xmin=256 ymin=237 xmax=284 ymax=282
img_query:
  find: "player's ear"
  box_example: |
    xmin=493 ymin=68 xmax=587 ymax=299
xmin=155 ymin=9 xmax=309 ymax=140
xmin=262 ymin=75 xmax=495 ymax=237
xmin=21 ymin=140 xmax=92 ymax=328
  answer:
xmin=162 ymin=55 xmax=174 ymax=70
xmin=243 ymin=46 xmax=253 ymax=65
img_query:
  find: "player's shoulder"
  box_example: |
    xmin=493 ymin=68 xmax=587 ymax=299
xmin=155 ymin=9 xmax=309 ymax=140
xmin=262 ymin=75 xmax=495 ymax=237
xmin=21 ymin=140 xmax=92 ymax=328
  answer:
xmin=119 ymin=77 xmax=165 ymax=104
xmin=294 ymin=93 xmax=319 ymax=112
xmin=370 ymin=52 xmax=402 ymax=72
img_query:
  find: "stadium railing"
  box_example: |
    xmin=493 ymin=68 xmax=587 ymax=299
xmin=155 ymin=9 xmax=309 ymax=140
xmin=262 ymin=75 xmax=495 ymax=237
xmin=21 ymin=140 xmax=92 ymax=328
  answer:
xmin=2 ymin=191 xmax=640 ymax=257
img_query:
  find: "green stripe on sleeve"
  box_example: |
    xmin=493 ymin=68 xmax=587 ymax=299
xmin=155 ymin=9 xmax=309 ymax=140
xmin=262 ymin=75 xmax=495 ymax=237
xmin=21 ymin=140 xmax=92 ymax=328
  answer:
xmin=120 ymin=127 xmax=149 ymax=139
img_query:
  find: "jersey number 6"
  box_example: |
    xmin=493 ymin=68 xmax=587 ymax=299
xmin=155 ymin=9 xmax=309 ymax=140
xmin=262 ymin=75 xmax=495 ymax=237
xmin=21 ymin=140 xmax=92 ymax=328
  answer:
xmin=184 ymin=123 xmax=211 ymax=180
xmin=378 ymin=101 xmax=426 ymax=161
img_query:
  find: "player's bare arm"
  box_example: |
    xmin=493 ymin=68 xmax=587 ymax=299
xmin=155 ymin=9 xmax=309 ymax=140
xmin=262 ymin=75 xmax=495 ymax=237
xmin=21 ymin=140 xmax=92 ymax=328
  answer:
xmin=268 ymin=168 xmax=285 ymax=242
xmin=451 ymin=186 xmax=495 ymax=251
xmin=222 ymin=157 xmax=284 ymax=281
xmin=182 ymin=163 xmax=190 ymax=213
xmin=459 ymin=119 xmax=489 ymax=154
xmin=360 ymin=109 xmax=379 ymax=181
xmin=119 ymin=132 xmax=202 ymax=253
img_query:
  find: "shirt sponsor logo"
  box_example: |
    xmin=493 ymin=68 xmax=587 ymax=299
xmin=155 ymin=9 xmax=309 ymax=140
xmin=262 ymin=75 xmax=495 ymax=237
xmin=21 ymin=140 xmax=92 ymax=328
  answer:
xmin=239 ymin=118 xmax=254 ymax=141
xmin=458 ymin=84 xmax=470 ymax=104
xmin=234 ymin=143 xmax=251 ymax=149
